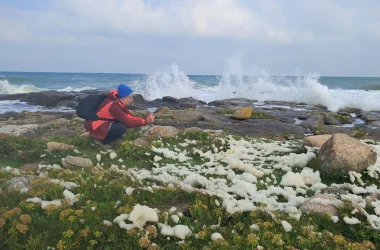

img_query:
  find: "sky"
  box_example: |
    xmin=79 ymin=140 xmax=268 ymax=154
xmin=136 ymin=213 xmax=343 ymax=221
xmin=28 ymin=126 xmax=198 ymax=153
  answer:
xmin=0 ymin=0 xmax=379 ymax=76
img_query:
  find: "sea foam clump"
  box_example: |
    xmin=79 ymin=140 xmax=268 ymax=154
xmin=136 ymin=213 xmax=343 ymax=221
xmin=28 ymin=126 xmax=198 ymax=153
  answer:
xmin=129 ymin=204 xmax=158 ymax=229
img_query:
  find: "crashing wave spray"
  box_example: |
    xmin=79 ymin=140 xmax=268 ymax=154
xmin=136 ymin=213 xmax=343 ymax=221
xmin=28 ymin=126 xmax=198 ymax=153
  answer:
xmin=0 ymin=80 xmax=41 ymax=94
xmin=211 ymin=59 xmax=380 ymax=111
xmin=136 ymin=63 xmax=196 ymax=100
xmin=136 ymin=62 xmax=380 ymax=112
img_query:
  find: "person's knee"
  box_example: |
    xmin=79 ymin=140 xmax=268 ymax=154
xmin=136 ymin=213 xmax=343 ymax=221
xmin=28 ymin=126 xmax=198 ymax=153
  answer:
xmin=118 ymin=124 xmax=128 ymax=134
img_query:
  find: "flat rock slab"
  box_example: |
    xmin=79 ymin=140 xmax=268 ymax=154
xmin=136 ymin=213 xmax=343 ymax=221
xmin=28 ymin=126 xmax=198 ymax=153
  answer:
xmin=62 ymin=156 xmax=93 ymax=168
xmin=0 ymin=124 xmax=39 ymax=136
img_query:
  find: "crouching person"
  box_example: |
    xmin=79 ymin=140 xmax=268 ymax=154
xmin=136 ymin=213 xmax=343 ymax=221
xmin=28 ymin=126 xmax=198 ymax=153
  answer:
xmin=84 ymin=84 xmax=155 ymax=144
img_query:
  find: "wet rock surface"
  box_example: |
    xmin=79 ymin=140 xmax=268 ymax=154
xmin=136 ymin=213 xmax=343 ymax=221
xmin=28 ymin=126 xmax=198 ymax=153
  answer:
xmin=0 ymin=92 xmax=379 ymax=140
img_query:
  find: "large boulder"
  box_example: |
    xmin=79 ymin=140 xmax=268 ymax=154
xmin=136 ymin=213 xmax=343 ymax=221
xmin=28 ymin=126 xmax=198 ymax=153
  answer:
xmin=318 ymin=133 xmax=377 ymax=174
xmin=302 ymin=134 xmax=332 ymax=148
xmin=62 ymin=156 xmax=93 ymax=168
xmin=142 ymin=125 xmax=179 ymax=142
xmin=231 ymin=107 xmax=253 ymax=120
xmin=300 ymin=194 xmax=340 ymax=216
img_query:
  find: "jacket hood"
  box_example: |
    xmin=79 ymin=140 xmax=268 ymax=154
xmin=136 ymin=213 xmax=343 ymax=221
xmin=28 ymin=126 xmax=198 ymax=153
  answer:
xmin=107 ymin=90 xmax=126 ymax=108
xmin=106 ymin=90 xmax=119 ymax=101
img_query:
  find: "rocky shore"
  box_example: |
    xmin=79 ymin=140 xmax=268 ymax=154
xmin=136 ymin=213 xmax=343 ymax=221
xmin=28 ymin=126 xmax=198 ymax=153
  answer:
xmin=1 ymin=90 xmax=380 ymax=140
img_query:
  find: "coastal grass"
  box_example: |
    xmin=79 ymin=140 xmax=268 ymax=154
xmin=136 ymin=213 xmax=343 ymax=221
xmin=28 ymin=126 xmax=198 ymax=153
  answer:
xmin=251 ymin=110 xmax=277 ymax=120
xmin=0 ymin=132 xmax=379 ymax=249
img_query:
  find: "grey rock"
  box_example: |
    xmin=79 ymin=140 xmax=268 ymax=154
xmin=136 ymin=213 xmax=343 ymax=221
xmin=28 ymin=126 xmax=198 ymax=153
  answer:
xmin=300 ymin=194 xmax=339 ymax=216
xmin=300 ymin=115 xmax=324 ymax=131
xmin=320 ymin=186 xmax=348 ymax=196
xmin=162 ymin=96 xmax=179 ymax=103
xmin=62 ymin=156 xmax=93 ymax=168
xmin=8 ymin=175 xmax=38 ymax=192
xmin=323 ymin=113 xmax=343 ymax=125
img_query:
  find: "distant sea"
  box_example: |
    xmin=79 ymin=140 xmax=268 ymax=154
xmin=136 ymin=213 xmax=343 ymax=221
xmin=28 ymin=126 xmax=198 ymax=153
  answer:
xmin=1 ymin=64 xmax=380 ymax=113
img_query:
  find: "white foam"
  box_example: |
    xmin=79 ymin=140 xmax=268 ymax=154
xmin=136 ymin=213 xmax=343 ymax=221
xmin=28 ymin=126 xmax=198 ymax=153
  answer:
xmin=0 ymin=80 xmax=41 ymax=94
xmin=136 ymin=64 xmax=380 ymax=112
xmin=57 ymin=86 xmax=97 ymax=92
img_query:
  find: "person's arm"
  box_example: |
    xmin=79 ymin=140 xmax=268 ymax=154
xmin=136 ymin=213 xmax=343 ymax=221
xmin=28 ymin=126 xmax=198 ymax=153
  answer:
xmin=109 ymin=103 xmax=147 ymax=127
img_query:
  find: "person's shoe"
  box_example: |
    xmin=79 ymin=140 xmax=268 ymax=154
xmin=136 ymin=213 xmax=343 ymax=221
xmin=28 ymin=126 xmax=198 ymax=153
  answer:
xmin=93 ymin=140 xmax=112 ymax=149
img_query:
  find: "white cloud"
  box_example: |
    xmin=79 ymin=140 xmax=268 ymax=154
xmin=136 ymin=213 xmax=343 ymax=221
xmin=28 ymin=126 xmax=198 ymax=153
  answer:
xmin=0 ymin=0 xmax=379 ymax=45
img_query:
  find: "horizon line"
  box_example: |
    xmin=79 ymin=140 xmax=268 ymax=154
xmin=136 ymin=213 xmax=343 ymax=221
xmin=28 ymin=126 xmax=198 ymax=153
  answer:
xmin=1 ymin=70 xmax=379 ymax=78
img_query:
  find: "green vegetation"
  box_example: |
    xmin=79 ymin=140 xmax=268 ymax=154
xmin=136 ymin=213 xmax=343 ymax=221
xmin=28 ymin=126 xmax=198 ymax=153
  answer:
xmin=0 ymin=131 xmax=379 ymax=250
xmin=217 ymin=109 xmax=235 ymax=115
xmin=331 ymin=114 xmax=352 ymax=124
xmin=353 ymin=129 xmax=367 ymax=139
xmin=251 ymin=110 xmax=276 ymax=119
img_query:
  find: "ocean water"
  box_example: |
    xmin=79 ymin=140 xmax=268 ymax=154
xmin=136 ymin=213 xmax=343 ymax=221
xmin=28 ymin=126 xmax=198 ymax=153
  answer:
xmin=1 ymin=64 xmax=380 ymax=113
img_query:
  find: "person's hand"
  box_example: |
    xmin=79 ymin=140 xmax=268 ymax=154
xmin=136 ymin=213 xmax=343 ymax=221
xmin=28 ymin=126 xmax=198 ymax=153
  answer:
xmin=145 ymin=113 xmax=155 ymax=124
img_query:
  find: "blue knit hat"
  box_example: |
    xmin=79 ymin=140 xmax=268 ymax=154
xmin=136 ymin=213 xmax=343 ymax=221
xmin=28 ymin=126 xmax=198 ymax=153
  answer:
xmin=118 ymin=84 xmax=133 ymax=98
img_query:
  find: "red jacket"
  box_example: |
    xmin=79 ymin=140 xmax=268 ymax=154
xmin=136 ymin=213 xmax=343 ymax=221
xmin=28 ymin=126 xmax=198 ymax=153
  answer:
xmin=84 ymin=90 xmax=147 ymax=140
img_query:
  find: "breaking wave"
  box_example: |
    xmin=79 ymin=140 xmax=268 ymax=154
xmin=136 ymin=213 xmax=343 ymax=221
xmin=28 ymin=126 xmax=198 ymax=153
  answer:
xmin=137 ymin=63 xmax=380 ymax=112
xmin=0 ymin=80 xmax=41 ymax=94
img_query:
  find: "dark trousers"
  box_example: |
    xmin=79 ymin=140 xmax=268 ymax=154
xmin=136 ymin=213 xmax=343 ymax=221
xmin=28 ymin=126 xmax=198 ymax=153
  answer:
xmin=101 ymin=121 xmax=127 ymax=144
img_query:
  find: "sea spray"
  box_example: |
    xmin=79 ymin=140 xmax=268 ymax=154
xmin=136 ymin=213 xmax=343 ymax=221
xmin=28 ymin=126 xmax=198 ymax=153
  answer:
xmin=135 ymin=63 xmax=196 ymax=100
xmin=0 ymin=80 xmax=41 ymax=94
xmin=136 ymin=64 xmax=380 ymax=112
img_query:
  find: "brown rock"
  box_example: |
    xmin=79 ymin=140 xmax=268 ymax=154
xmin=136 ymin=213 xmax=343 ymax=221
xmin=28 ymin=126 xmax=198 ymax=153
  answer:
xmin=144 ymin=125 xmax=179 ymax=142
xmin=134 ymin=138 xmax=149 ymax=147
xmin=47 ymin=142 xmax=75 ymax=151
xmin=20 ymin=164 xmax=39 ymax=172
xmin=302 ymin=134 xmax=332 ymax=148
xmin=318 ymin=133 xmax=377 ymax=173
xmin=231 ymin=107 xmax=253 ymax=120
xmin=62 ymin=156 xmax=93 ymax=168
xmin=300 ymin=194 xmax=339 ymax=216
